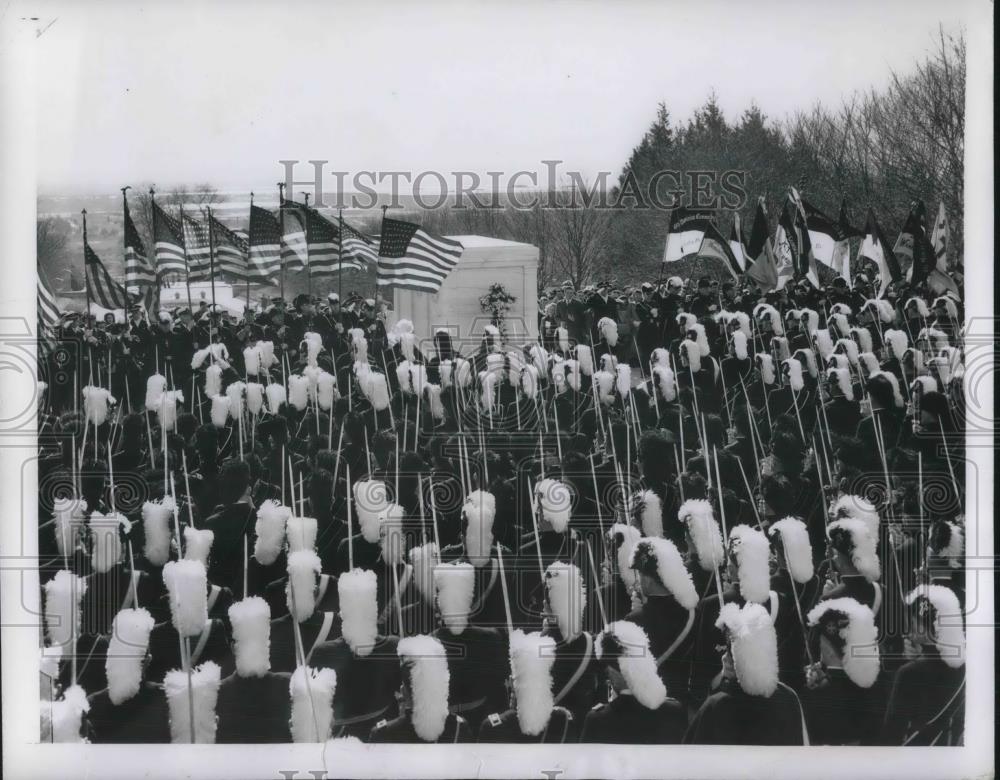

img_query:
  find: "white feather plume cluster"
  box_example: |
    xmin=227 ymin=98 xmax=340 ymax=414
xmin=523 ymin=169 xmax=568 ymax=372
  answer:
xmin=911 ymin=375 xmax=937 ymax=396
xmin=545 ymin=561 xmax=585 ymax=640
xmin=830 ymin=312 xmax=850 ymax=338
xmin=905 ymin=584 xmax=965 ymax=668
xmin=771 ymin=336 xmax=790 ymax=362
xmin=828 ymin=518 xmax=881 ymax=582
xmin=316 ymin=370 xmax=337 ymax=410
xmin=609 ymin=523 xmax=643 ymax=592
xmin=439 ymin=359 xmax=454 ymax=391
xmin=53 ymin=497 xmax=85 ymax=560
xmin=813 ymin=329 xmax=834 ymax=360
xmin=637 ymin=489 xmax=664 ymax=538
xmin=205 ymin=364 xmax=223 ymax=400
xmin=806 ymin=598 xmax=879 ymax=688
xmin=508 ymin=629 xmax=556 ymax=736
xmin=106 ymin=607 xmax=155 ymax=704
xmin=183 ymin=527 xmax=215 ymax=567
xmin=506 ymin=349 xmax=525 ymax=389
xmin=732 ymin=330 xmax=749 ymax=361
xmin=794 ymin=348 xmax=818 ymax=378
xmin=767 ymin=518 xmax=814 ymax=584
xmin=905 ymin=297 xmax=931 ymax=318
xmin=757 ymin=354 xmax=776 ymax=385
xmin=596 ymin=621 xmax=667 ymax=709
xmin=210 ymin=394 xmax=231 ymax=428
xmin=630 ymin=537 xmax=698 ymax=609
xmin=409 ymin=542 xmax=440 ymax=602
xmin=398 ymin=635 xmax=451 ymax=742
xmin=43 ymin=684 xmax=90 ymax=742
xmin=453 ymin=357 xmax=472 ymax=389
xmin=616 ymin=363 xmax=632 ymax=399
xmin=353 ymin=480 xmax=389 ymax=544
xmin=226 ymin=381 xmax=246 ymax=420
xmin=652 ymin=347 xmax=670 ymax=368
xmin=850 ymin=326 xmax=873 ymax=354
xmin=483 ymin=324 xmax=502 ymax=352
xmin=243 ymin=346 xmax=261 ymax=376
xmin=246 ymin=382 xmax=264 ymax=415
xmin=800 ymin=308 xmax=819 ymax=335
xmin=520 ymin=365 xmax=540 ymax=400
xmin=918 ymin=327 xmax=950 ymax=351
xmin=463 ymin=490 xmax=496 ymax=567
xmin=425 ymin=383 xmax=446 ymax=420
xmin=254 ymin=500 xmax=290 ymax=566
xmin=164 ymin=661 xmax=221 ymax=743
xmin=88 ymin=511 xmax=127 ymax=574
xmin=145 ymin=374 xmax=167 ymax=411
xmin=556 ymin=326 xmax=570 ymax=353
xmin=378 ymin=504 xmax=406 ymax=566
xmin=678 ymin=499 xmax=725 ymax=572
xmin=529 ymin=344 xmax=549 ymax=374
xmin=858 ymin=351 xmax=881 ymax=378
xmin=753 ymin=303 xmax=784 ymax=335
xmin=598 ymin=317 xmax=619 ymax=347
xmin=257 ymin=341 xmax=277 ymax=370
xmin=782 ymin=358 xmax=804 ymax=393
xmin=652 ymin=365 xmax=676 ymax=402
xmin=715 ymin=602 xmax=778 ymax=697
xmin=932 ymin=295 xmax=959 ymax=321
xmin=228 ymin=596 xmax=271 ymax=677
xmin=827 ymin=367 xmax=854 ymax=401
xmin=887 ymin=329 xmax=911 ymax=361
xmin=286 ymin=516 xmax=318 ymax=554
xmin=396 ymin=360 xmax=414 ymax=394
xmin=82 ymin=386 xmax=116 ymax=426
xmin=728 ymin=525 xmax=771 ymax=605
xmin=680 ymin=338 xmax=702 ymax=372
xmin=479 ymin=369 xmax=500 ymax=409
xmin=289 ymin=665 xmax=337 ymax=742
xmin=831 ymin=494 xmax=879 ymax=538
xmin=286 ymin=550 xmax=321 ymax=622
xmin=338 ymin=568 xmax=379 ymax=656
xmin=44 ymin=569 xmax=85 ymax=648
xmin=265 ymin=383 xmax=287 ymax=414
xmin=288 ymin=375 xmax=310 ymax=411
xmin=934 ymin=521 xmax=964 ymax=568
xmin=575 ymin=344 xmax=594 ymax=376
xmin=835 ymin=337 xmax=860 ymax=367
xmin=536 ymin=478 xmax=572 ymax=533
xmin=303 ymin=332 xmax=323 ymax=367
xmin=434 ymin=560 xmax=475 ymax=635
xmin=162 ymin=559 xmax=209 ymax=637
xmin=874 ymin=370 xmax=905 ymax=408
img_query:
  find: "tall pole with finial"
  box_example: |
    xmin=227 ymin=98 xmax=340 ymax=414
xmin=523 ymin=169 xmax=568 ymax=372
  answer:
xmin=149 ymin=186 xmax=162 ymax=312
xmin=178 ymin=201 xmax=194 ymax=312
xmin=277 ymin=182 xmax=286 ymax=301
xmin=337 ymin=207 xmax=344 ymax=306
xmin=82 ymin=209 xmax=93 ymax=319
xmin=377 ymin=204 xmax=388 ymax=307
xmin=120 ymin=186 xmax=132 ymax=297
xmin=246 ymin=192 xmax=254 ymax=308
xmin=301 ymin=192 xmax=312 ymax=298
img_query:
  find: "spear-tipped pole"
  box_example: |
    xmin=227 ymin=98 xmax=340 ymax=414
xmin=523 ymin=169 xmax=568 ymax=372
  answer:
xmin=346 ymin=464 xmax=354 ymax=570
xmin=495 ymin=543 xmax=514 ymax=633
xmin=585 ymin=540 xmax=608 ymax=629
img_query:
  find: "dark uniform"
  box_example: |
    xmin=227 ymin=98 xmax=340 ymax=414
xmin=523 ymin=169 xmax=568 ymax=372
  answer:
xmin=684 ymin=678 xmax=807 ymax=745
xmin=581 ymin=694 xmax=688 ymax=744
xmin=369 ymin=712 xmax=472 ymax=743
xmin=215 ymin=671 xmax=293 ymax=743
xmin=477 ymin=705 xmax=575 ymax=743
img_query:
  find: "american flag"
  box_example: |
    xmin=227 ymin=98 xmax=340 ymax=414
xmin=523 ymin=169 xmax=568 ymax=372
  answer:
xmin=153 ymin=201 xmax=186 ymax=282
xmin=85 ymin=241 xmax=129 ymax=310
xmin=341 ymin=219 xmax=379 ymax=269
xmin=37 ymin=271 xmax=60 ymax=355
xmin=279 ymin=200 xmax=308 ymax=271
xmin=124 ymin=198 xmax=155 ymax=291
xmin=209 ymin=213 xmax=250 ymax=281
xmin=182 ymin=212 xmax=212 ymax=282
xmin=247 ymin=205 xmax=281 ymax=281
xmin=377 ymin=218 xmax=463 ymax=293
xmin=299 ymin=207 xmax=375 ymax=276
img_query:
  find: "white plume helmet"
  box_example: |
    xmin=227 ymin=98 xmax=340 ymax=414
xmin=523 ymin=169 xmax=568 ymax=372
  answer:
xmin=757 ymin=353 xmax=776 ymax=385
xmin=799 ymin=308 xmax=819 ymax=335
xmin=399 ymin=332 xmax=417 ymax=363
xmin=338 ymin=568 xmax=378 ymax=656
xmin=883 ymin=329 xmax=908 ymax=359
xmin=286 ymin=549 xmax=321 ymax=622
xmin=858 ymin=351 xmax=881 ymax=378
xmin=389 ymin=318 xmax=415 ymax=344
xmin=826 ymin=353 xmax=849 ymax=371
xmin=595 ymin=621 xmax=667 ymax=710
xmin=398 ymin=635 xmax=451 ymax=742
xmin=228 ymin=596 xmax=271 ymax=678
xmin=575 ymin=344 xmax=594 ymax=376
xmin=225 ymin=381 xmax=246 ymax=420
xmin=44 ymin=569 xmax=86 ymax=648
xmin=781 ymin=358 xmax=805 ymax=393
xmin=545 ymin=561 xmax=585 ymax=640
xmin=145 ymin=374 xmax=167 ymax=411
xmin=830 ymin=312 xmax=851 ymax=339
xmin=88 ymin=511 xmax=128 ymax=574
xmin=680 ymin=338 xmax=702 ymax=372
xmin=265 ymin=383 xmax=286 ymax=414
xmin=453 ymin=357 xmax=472 ymax=389
xmin=608 ymin=523 xmax=643 ymax=592
xmin=164 ymin=661 xmax=221 ymax=743
xmin=316 ymin=371 xmax=337 ymax=410
xmin=243 ymin=346 xmax=261 ymax=376
xmin=813 ymin=329 xmax=834 ymax=360
xmin=536 ymin=478 xmax=572 ymax=533
xmin=806 ymin=598 xmax=880 ymax=688
xmin=508 ymin=630 xmax=557 ymax=736
xmin=550 ymin=359 xmax=567 ymax=394
xmin=257 ymin=340 xmax=277 ymax=369
xmin=409 ymin=542 xmax=440 ymax=602
xmin=910 ymin=375 xmax=938 ymax=396
xmin=245 ymin=382 xmax=264 ymax=415
xmin=767 ymin=517 xmax=814 ymax=584
xmin=598 ymin=317 xmax=619 ymax=347
xmin=204 ymin=364 xmax=223 ymax=400
xmin=676 ymin=311 xmax=695 ymax=332
xmin=848 ymin=327 xmax=873 ymax=357
xmin=830 ymin=302 xmax=853 ymax=318
xmin=82 ymin=386 xmax=116 ymax=427
xmin=105 ymin=607 xmax=155 ymax=705
xmin=733 ymin=310 xmax=752 ymax=338
xmin=771 ymin=335 xmax=790 ymax=362
xmin=918 ymin=327 xmax=950 ymax=351
xmin=434 ymin=560 xmax=476 ymax=635
xmin=439 ymin=359 xmax=454 ymax=390
xmin=286 ymin=516 xmax=318 ymax=554
xmin=564 ymin=359 xmax=583 ymax=392
xmin=784 ymin=308 xmax=801 ymax=327
xmin=479 ymin=369 xmax=500 ymax=409
xmin=905 ymin=296 xmax=931 ymax=318
xmin=303 ymin=332 xmax=323 ymax=367
xmin=378 ymin=504 xmax=406 ymax=566
xmin=183 ymin=526 xmax=214 ymax=567
xmin=905 ymin=584 xmax=965 ymax=668
xmin=652 ymin=365 xmax=676 ymax=402
xmin=369 ymin=371 xmax=391 ymax=411
xmin=932 ymin=295 xmax=959 ymax=321
xmin=793 ymin=348 xmax=818 ymax=378
xmin=463 ymin=490 xmax=496 ymax=567
xmin=753 ymin=303 xmax=784 ymax=335
xmin=831 ymin=494 xmax=879 ymax=539
xmin=652 ymin=347 xmax=670 ymax=368
xmin=828 ymin=518 xmax=881 ymax=582
xmin=637 ymin=489 xmax=664 ymax=538
xmin=904 ymin=347 xmax=925 ymax=374
xmin=162 ymin=559 xmax=209 ymax=637
xmin=425 ymin=383 xmax=446 ymax=420
xmin=731 ymin=329 xmax=749 ymax=361
xmin=353 ymin=479 xmax=389 ymax=544
xmin=689 ymin=322 xmax=710 ymax=356
xmin=835 ymin=337 xmax=860 ymax=367
xmin=678 ymin=499 xmax=725 ymax=572
xmin=254 ymin=500 xmax=290 ymax=566
xmin=288 ymin=375 xmax=310 ymax=411
xmin=210 ymin=394 xmax=231 ymax=428
xmin=826 ymin=368 xmax=853 ymax=402
xmin=557 ymin=326 xmax=570 ymax=353
xmin=630 ymin=537 xmax=698 ymax=610
xmin=483 ymin=323 xmax=502 ymax=352
xmin=53 ymin=498 xmax=85 ymax=560
xmin=529 ymin=343 xmax=549 ymax=374
xmin=43 ymin=685 xmax=90 ymax=742
xmin=520 ymin=364 xmax=541 ymax=400
xmin=716 ymin=602 xmax=779 ymax=697
xmin=873 ymin=370 xmax=905 ymax=408
xmin=595 ymin=370 xmax=615 ymax=405
xmin=728 ymin=525 xmax=772 ymax=605
xmin=505 ymin=350 xmax=524 ymax=389
xmin=928 ymin=355 xmax=954 ymax=387
xmin=351 ymin=333 xmax=369 ymax=363
xmin=289 ymin=665 xmax=337 ymax=742
xmin=396 ymin=360 xmax=414 ymax=394
xmin=616 ymin=363 xmax=632 ymax=399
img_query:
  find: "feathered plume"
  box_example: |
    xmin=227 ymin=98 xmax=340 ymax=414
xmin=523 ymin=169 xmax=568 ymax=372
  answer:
xmin=243 ymin=346 xmax=261 ymax=376
xmin=828 ymin=518 xmax=881 ymax=582
xmin=378 ymin=504 xmax=406 ymax=566
xmin=164 ymin=661 xmax=221 ymax=743
xmin=338 ymin=568 xmax=378 ymax=656
xmin=630 ymin=537 xmax=698 ymax=609
xmin=715 ymin=602 xmax=778 ymax=696
xmin=289 ymin=665 xmax=337 ymax=742
xmin=831 ymin=494 xmax=879 ymax=538
xmin=53 ymin=497 xmax=85 ymax=560
xmin=536 ymin=478 xmax=572 ymax=533
xmin=835 ymin=337 xmax=860 ymax=367
xmin=609 ymin=523 xmax=642 ymax=592
xmin=637 ymin=489 xmax=664 ymax=538
xmin=652 ymin=365 xmax=676 ymax=402
xmin=575 ymin=344 xmax=594 ymax=377
xmin=680 ymin=339 xmax=701 ymax=372
xmin=728 ymin=525 xmax=772 ymax=605
xmin=768 ymin=517 xmax=814 ymax=584
xmin=228 ymin=596 xmax=271 ymax=677
xmin=265 ymin=383 xmax=286 ymax=414
xmin=288 ymin=375 xmax=309 ymax=411
xmin=782 ymin=358 xmax=804 ymax=393
xmin=616 ymin=363 xmax=632 ymax=399
xmin=520 ymin=365 xmax=540 ymax=400
xmin=757 ymin=354 xmax=776 ymax=385
xmin=162 ymin=559 xmax=209 ymax=637
xmin=254 ymin=500 xmax=290 ymax=566
xmin=210 ymin=394 xmax=230 ymax=428
xmin=82 ymin=386 xmax=116 ymax=427
xmin=596 ymin=621 xmax=667 ymax=709
xmin=204 ymin=364 xmax=223 ymax=400
xmin=44 ymin=569 xmax=85 ymax=648
xmin=398 ymin=635 xmax=451 ymax=742
xmin=732 ymin=330 xmax=749 ymax=361
xmin=652 ymin=347 xmax=670 ymax=368
xmin=286 ymin=549 xmax=321 ymax=622
xmin=43 ymin=684 xmax=89 ymax=742
xmin=598 ymin=317 xmax=618 ymax=347
xmin=183 ymin=527 xmax=214 ymax=567
xmin=226 ymin=381 xmax=246 ymax=420
xmin=557 ymin=326 xmax=570 ymax=354
xmin=106 ymin=607 xmax=155 ymax=704
xmin=434 ymin=560 xmax=475 ymax=635
xmin=353 ymin=480 xmax=389 ymax=544
xmin=858 ymin=352 xmax=881 ymax=378
xmin=678 ymin=499 xmax=725 ymax=571
xmin=545 ymin=561 xmax=585 ymax=640
xmin=813 ymin=329 xmax=834 ymax=360
xmin=245 ymin=382 xmax=264 ymax=415
xmin=88 ymin=511 xmax=127 ymax=574
xmin=508 ymin=629 xmax=556 ymax=736
xmin=145 ymin=374 xmax=167 ymax=412
xmin=905 ymin=584 xmax=965 ymax=668
xmin=463 ymin=490 xmax=496 ymax=567
xmin=409 ymin=542 xmax=440 ymax=603
xmin=806 ymin=598 xmax=879 ymax=688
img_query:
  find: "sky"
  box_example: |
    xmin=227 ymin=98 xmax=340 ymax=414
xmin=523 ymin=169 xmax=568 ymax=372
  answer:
xmin=26 ymin=0 xmax=976 ymax=196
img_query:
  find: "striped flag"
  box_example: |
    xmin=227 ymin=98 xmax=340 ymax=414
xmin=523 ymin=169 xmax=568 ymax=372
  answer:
xmin=377 ymin=217 xmax=463 ymax=293
xmin=209 ymin=213 xmax=250 ymax=281
xmin=123 ymin=198 xmax=155 ymax=292
xmin=85 ymin=241 xmax=129 ymax=310
xmin=745 ymin=198 xmax=779 ymax=292
xmin=182 ymin=213 xmax=212 ymax=282
xmin=152 ymin=201 xmax=186 ymax=283
xmin=663 ymin=206 xmax=714 ymax=263
xmin=301 ymin=207 xmax=346 ymax=276
xmin=802 ymin=198 xmax=851 ymax=284
xmin=37 ymin=271 xmax=60 ymax=355
xmin=728 ymin=214 xmax=747 ymax=271
xmin=279 ymin=201 xmax=308 ymax=271
xmin=341 ymin=219 xmax=379 ymax=269
xmin=696 ymin=222 xmax=741 ymax=280
xmin=860 ymin=209 xmax=901 ymax=298
xmin=248 ymin=205 xmax=282 ymax=281
xmin=927 ymin=202 xmax=959 ymax=296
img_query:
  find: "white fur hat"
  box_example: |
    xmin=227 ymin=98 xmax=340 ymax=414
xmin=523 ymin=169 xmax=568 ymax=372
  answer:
xmin=508 ymin=629 xmax=557 ymax=735
xmin=536 ymin=478 xmax=572 ymax=533
xmin=629 ymin=537 xmax=698 ymax=609
xmin=728 ymin=525 xmax=772 ymax=605
xmin=141 ymin=497 xmax=175 ymax=567
xmin=434 ymin=560 xmax=475 ymax=635
xmin=831 ymin=494 xmax=879 ymax=539
xmin=678 ymin=499 xmax=725 ymax=572
xmin=806 ymin=598 xmax=880 ymax=688
xmin=767 ymin=517 xmax=814 ymax=584
xmin=636 ymin=489 xmax=664 ymax=538
xmin=289 ymin=665 xmax=337 ymax=743
xmin=164 ymin=661 xmax=221 ymax=743
xmin=883 ymin=329 xmax=908 ymax=359
xmin=337 ymin=568 xmax=378 ymax=656
xmin=163 ymin=559 xmax=209 ymax=637
xmin=228 ymin=596 xmax=271 ymax=678
xmin=398 ymin=634 xmax=451 ymax=741
xmin=286 ymin=549 xmax=321 ymax=622
xmin=826 ymin=367 xmax=854 ymax=401
xmin=254 ymin=500 xmax=291 ymax=566
xmin=905 ymin=584 xmax=965 ymax=668
xmin=716 ymin=602 xmax=779 ymax=697
xmin=827 ymin=518 xmax=881 ymax=582
xmin=595 ymin=621 xmax=667 ymax=709
xmin=598 ymin=317 xmax=619 ymax=347
xmin=545 ymin=561 xmax=586 ymax=640
xmin=462 ymin=490 xmax=496 ymax=567
xmin=44 ymin=569 xmax=86 ymax=648
xmin=608 ymin=523 xmax=643 ymax=592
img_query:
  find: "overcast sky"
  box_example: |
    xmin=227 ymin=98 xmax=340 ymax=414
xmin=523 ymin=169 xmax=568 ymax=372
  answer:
xmin=29 ymin=0 xmax=973 ymax=195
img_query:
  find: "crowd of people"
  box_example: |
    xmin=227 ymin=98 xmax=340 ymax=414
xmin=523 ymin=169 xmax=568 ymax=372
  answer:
xmin=37 ymin=268 xmax=967 ymax=746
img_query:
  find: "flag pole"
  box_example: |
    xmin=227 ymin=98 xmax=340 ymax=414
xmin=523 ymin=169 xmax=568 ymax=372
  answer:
xmin=246 ymin=193 xmax=254 ymax=308
xmin=120 ymin=186 xmax=132 ymax=300
xmin=338 ymin=208 xmax=344 ymax=306
xmin=82 ymin=209 xmax=93 ymax=321
xmin=277 ymin=182 xmax=286 ymax=301
xmin=207 ymin=205 xmax=217 ymax=322
xmin=377 ymin=205 xmax=388 ymax=306
xmin=302 ymin=192 xmax=312 ymax=298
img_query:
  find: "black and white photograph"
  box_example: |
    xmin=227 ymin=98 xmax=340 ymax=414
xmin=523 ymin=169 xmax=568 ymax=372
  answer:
xmin=0 ymin=1 xmax=993 ymax=778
